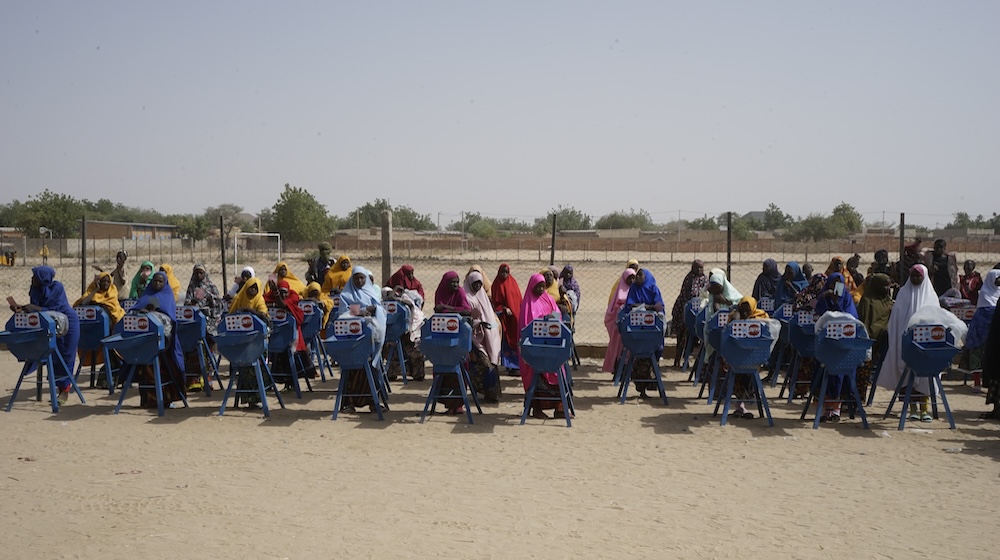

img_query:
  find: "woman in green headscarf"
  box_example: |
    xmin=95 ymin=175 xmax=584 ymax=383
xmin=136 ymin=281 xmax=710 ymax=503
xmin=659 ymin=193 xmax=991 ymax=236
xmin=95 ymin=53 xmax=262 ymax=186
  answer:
xmin=129 ymin=260 xmax=155 ymax=298
xmin=856 ymin=272 xmax=894 ymax=398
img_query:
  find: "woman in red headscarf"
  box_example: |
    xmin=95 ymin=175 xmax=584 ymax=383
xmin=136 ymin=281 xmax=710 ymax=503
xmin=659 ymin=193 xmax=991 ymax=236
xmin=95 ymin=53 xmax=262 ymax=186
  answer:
xmin=386 ymin=264 xmax=425 ymax=302
xmin=491 ymin=263 xmax=522 ymax=373
xmin=264 ymin=280 xmax=317 ymax=386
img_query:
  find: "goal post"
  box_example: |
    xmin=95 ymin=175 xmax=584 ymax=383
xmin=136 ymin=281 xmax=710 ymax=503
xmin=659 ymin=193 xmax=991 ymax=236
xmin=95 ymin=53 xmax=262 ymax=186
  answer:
xmin=234 ymin=232 xmax=281 ymax=268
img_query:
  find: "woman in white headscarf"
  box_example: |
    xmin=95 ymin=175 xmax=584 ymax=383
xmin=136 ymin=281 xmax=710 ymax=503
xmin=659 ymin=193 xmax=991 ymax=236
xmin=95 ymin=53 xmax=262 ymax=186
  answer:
xmin=336 ymin=265 xmax=387 ymax=413
xmin=965 ymin=269 xmax=1000 ymax=392
xmin=877 ymin=264 xmax=939 ymax=421
xmin=464 ymin=270 xmax=502 ymax=402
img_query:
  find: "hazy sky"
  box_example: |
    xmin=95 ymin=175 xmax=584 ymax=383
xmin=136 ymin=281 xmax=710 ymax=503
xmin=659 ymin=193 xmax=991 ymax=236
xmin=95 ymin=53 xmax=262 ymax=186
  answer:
xmin=2 ymin=1 xmax=997 ymax=228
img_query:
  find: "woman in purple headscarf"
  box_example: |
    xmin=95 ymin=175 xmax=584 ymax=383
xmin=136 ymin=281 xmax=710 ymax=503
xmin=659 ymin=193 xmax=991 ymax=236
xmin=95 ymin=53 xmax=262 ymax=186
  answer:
xmin=752 ymin=259 xmax=782 ymax=301
xmin=431 ymin=271 xmax=473 ymax=414
xmin=671 ymin=260 xmax=707 ymax=367
xmin=132 ymin=271 xmax=187 ymax=407
xmin=16 ymin=266 xmax=80 ymax=403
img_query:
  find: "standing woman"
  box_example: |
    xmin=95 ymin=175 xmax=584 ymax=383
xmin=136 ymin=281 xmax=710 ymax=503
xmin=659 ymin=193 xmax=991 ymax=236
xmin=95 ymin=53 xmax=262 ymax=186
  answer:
xmin=16 ymin=266 xmax=80 ymax=404
xmin=518 ymin=274 xmax=565 ymax=419
xmin=559 ymin=265 xmax=581 ymax=312
xmin=670 ymin=260 xmax=707 ymax=367
xmin=273 ymin=262 xmax=308 ymax=296
xmin=965 ymin=270 xmax=999 ymax=392
xmin=467 ymin=265 xmax=492 ymax=295
xmin=110 ymin=251 xmax=129 ymax=301
xmin=877 ymin=264 xmax=939 ymax=422
xmin=129 ymin=260 xmax=155 ymax=298
xmin=857 ymin=273 xmax=895 ymax=400
xmin=464 ymin=270 xmax=502 ymax=402
xmin=604 ymin=268 xmax=637 ymax=373
xmin=624 ymin=268 xmax=666 ymax=398
xmin=158 ymin=264 xmax=183 ymax=302
xmin=491 ymin=263 xmax=522 ymax=374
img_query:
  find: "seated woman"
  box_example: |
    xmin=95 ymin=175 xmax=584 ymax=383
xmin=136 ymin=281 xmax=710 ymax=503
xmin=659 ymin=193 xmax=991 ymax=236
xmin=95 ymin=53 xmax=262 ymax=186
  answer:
xmin=129 ymin=260 xmax=155 ymax=298
xmin=74 ymin=271 xmax=125 ymax=384
xmin=264 ymin=280 xmax=318 ymax=388
xmin=622 ymin=268 xmax=665 ymax=398
xmin=464 ymin=270 xmax=502 ymax=403
xmin=336 ymin=265 xmax=387 ymax=414
xmin=227 ymin=278 xmax=271 ymax=408
xmin=751 ymin=259 xmax=781 ymax=301
xmin=322 ymin=255 xmax=353 ymax=294
xmin=182 ymin=264 xmax=224 ymax=390
xmin=380 ymin=285 xmax=426 ymax=382
xmin=491 ymin=263 xmax=522 ymax=374
xmin=387 ymin=264 xmax=425 ymax=303
xmin=813 ymin=272 xmax=860 ymax=422
xmin=715 ymin=296 xmax=770 ymax=419
xmin=700 ymin=269 xmax=742 ymax=393
xmin=305 ymin=281 xmax=335 ymax=331
xmin=430 ymin=271 xmax=474 ymax=414
xmin=670 ymin=260 xmax=707 ymax=367
xmin=604 ymin=268 xmax=637 ymax=374
xmin=518 ymin=273 xmax=567 ymax=419
xmin=227 ymin=266 xmax=255 ymax=300
xmin=11 ymin=266 xmax=80 ymax=405
xmin=131 ymin=272 xmax=187 ymax=408
xmin=273 ymin=262 xmax=308 ymax=296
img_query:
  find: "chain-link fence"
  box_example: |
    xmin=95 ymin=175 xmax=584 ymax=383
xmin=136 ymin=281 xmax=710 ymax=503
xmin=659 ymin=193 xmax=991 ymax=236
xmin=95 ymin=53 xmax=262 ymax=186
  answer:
xmin=3 ymin=235 xmax=998 ymax=349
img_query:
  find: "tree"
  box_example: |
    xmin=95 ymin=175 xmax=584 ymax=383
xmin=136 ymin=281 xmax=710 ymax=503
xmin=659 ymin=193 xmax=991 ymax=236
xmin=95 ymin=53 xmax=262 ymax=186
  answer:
xmin=257 ymin=207 xmax=275 ymax=232
xmin=336 ymin=199 xmax=436 ymax=231
xmin=829 ymin=202 xmax=863 ymax=237
xmin=786 ymin=214 xmax=835 ymax=242
xmin=762 ymin=203 xmax=793 ymax=231
xmin=171 ymin=214 xmax=211 ymax=240
xmin=0 ymin=200 xmax=24 ymax=227
xmin=686 ymin=215 xmax=719 ymax=230
xmin=533 ymin=205 xmax=591 ymax=235
xmin=467 ymin=220 xmax=497 ymax=239
xmin=204 ymin=203 xmax=249 ymax=240
xmin=594 ymin=209 xmax=655 ymax=230
xmin=270 ymin=184 xmax=334 ymax=243
xmin=15 ymin=190 xmax=85 ymax=237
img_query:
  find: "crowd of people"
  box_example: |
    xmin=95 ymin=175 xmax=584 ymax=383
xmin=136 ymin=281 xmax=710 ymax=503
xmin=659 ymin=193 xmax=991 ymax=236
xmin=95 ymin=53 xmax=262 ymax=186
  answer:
xmin=5 ymin=237 xmax=1000 ymax=424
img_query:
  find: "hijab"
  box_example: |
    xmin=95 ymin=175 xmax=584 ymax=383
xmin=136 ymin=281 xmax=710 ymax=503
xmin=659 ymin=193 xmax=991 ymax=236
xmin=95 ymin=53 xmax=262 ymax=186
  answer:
xmin=229 ymin=277 xmax=267 ymax=315
xmin=273 ymin=262 xmax=307 ymax=296
xmin=978 ymin=269 xmax=1000 ymax=308
xmin=815 ymin=272 xmax=859 ymax=318
xmin=739 ymin=296 xmax=770 ymax=319
xmin=75 ymin=271 xmax=125 ymax=324
xmin=129 ymin=260 xmax=155 ymax=298
xmin=30 ymin=266 xmax=74 ymax=316
xmin=467 ymin=265 xmax=492 ymax=294
xmin=491 ymin=263 xmax=522 ymax=315
xmin=435 ymin=271 xmax=471 ymax=312
xmin=606 ymin=268 xmax=637 ymax=324
xmin=134 ymin=271 xmax=177 ymax=321
xmin=387 ymin=264 xmax=425 ymax=299
xmin=858 ymin=273 xmax=894 ymax=342
xmin=184 ymin=264 xmax=223 ymax=328
xmin=826 ymin=256 xmax=860 ymax=304
xmin=306 ymin=281 xmax=335 ymax=327
xmin=752 ymin=259 xmax=781 ymax=300
xmin=158 ymin=264 xmax=182 ymax=301
xmin=518 ymin=274 xmax=559 ymax=332
xmin=626 ymin=268 xmax=665 ymax=308
xmin=464 ymin=271 xmax=501 ymax=364
xmin=879 ymin=264 xmax=939 ymax=393
xmin=775 ymin=261 xmax=809 ymax=304
xmin=540 ymin=266 xmax=562 ymax=302
xmin=559 ymin=265 xmax=581 ymax=303
xmin=323 ymin=255 xmax=353 ymax=293
xmin=706 ymin=268 xmax=742 ymax=306
xmin=339 ymin=265 xmax=383 ymax=309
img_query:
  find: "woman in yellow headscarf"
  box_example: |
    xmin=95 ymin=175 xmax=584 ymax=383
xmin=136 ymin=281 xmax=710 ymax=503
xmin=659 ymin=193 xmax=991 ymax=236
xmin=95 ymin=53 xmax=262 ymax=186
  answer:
xmin=608 ymin=259 xmax=641 ymax=304
xmin=305 ymin=282 xmax=334 ymax=328
xmin=322 ymin=255 xmax=353 ymax=293
xmin=158 ymin=264 xmax=182 ymax=301
xmin=227 ymin=277 xmax=269 ymax=407
xmin=74 ymin=271 xmax=125 ymax=325
xmin=273 ymin=262 xmax=308 ymax=296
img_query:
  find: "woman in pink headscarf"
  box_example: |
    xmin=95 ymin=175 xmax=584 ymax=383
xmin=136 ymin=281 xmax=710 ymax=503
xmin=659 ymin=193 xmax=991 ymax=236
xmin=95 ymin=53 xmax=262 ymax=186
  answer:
xmin=603 ymin=268 xmax=637 ymax=373
xmin=518 ymin=273 xmax=563 ymax=418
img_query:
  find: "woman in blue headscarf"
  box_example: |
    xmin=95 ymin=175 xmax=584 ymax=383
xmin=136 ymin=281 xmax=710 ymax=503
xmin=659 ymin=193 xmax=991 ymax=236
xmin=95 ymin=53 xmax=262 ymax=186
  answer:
xmin=336 ymin=265 xmax=388 ymax=414
xmin=20 ymin=266 xmax=80 ymax=403
xmin=775 ymin=262 xmax=810 ymax=305
xmin=752 ymin=259 xmax=782 ymax=301
xmin=812 ymin=272 xmax=860 ymax=422
xmin=623 ymin=268 xmax=665 ymax=398
xmin=132 ymin=271 xmax=187 ymax=407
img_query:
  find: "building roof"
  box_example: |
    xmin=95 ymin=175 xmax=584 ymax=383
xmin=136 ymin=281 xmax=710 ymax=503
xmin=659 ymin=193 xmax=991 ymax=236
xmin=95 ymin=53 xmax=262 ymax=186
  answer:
xmin=84 ymin=219 xmax=177 ymax=229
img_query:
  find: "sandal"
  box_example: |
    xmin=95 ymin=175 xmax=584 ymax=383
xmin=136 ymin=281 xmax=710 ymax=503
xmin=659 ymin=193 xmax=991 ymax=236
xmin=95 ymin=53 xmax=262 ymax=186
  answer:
xmin=920 ymin=413 xmax=933 ymax=423
xmin=741 ymin=412 xmax=754 ymax=419
xmin=828 ymin=414 xmax=841 ymax=423
xmin=531 ymin=407 xmax=549 ymax=420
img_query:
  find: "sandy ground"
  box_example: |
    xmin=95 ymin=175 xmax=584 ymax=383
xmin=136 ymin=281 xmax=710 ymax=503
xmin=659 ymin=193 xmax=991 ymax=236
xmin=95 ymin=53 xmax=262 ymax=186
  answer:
xmin=2 ymin=261 xmax=1000 ymax=559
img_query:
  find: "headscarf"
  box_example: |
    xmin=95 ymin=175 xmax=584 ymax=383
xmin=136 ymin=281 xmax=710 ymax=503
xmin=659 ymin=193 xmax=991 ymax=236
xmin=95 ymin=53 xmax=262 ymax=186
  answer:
xmin=306 ymin=281 xmax=335 ymax=327
xmin=158 ymin=264 xmax=182 ymax=301
xmin=738 ymin=296 xmax=769 ymax=319
xmin=626 ymin=268 xmax=665 ymax=308
xmin=815 ymin=273 xmax=859 ymax=318
xmin=518 ymin=274 xmax=560 ymax=390
xmin=129 ymin=260 xmax=155 ymax=298
xmin=387 ymin=264 xmax=425 ymax=300
xmin=322 ymin=255 xmax=353 ymax=293
xmin=435 ymin=271 xmax=471 ymax=312
xmin=467 ymin=265 xmax=492 ymax=294
xmin=608 ymin=260 xmax=641 ymax=304
xmin=604 ymin=268 xmax=637 ymax=373
xmin=752 ymin=259 xmax=781 ymax=300
xmin=134 ymin=271 xmax=177 ymax=321
xmin=559 ymin=265 xmax=581 ymax=303
xmin=775 ymin=261 xmax=809 ymax=304
xmin=858 ymin=273 xmax=894 ymax=343
xmin=74 ymin=271 xmax=125 ymax=324
xmin=705 ymin=268 xmax=742 ymax=307
xmin=491 ymin=263 xmax=522 ymax=351
xmin=229 ymin=266 xmax=254 ymax=298
xmin=540 ymin=266 xmax=562 ymax=302
xmin=184 ymin=264 xmax=223 ymax=335
xmin=337 ymin=265 xmax=386 ymax=352
xmin=795 ymin=273 xmax=828 ymax=311
xmin=878 ymin=264 xmax=939 ymax=394
xmin=671 ymin=260 xmax=707 ymax=331
xmin=273 ymin=262 xmax=307 ymax=296
xmin=229 ymin=277 xmax=267 ymax=315
xmin=978 ymin=269 xmax=1000 ymax=309
xmin=264 ymin=280 xmax=306 ymax=352
xmin=464 ymin=271 xmax=501 ymax=365
xmin=29 ymin=266 xmax=79 ymax=382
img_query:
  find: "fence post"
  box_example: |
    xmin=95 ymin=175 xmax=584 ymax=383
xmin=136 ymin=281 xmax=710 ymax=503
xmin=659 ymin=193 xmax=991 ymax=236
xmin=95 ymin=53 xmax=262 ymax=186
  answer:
xmin=381 ymin=209 xmax=393 ymax=285
xmin=726 ymin=212 xmax=732 ymax=279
